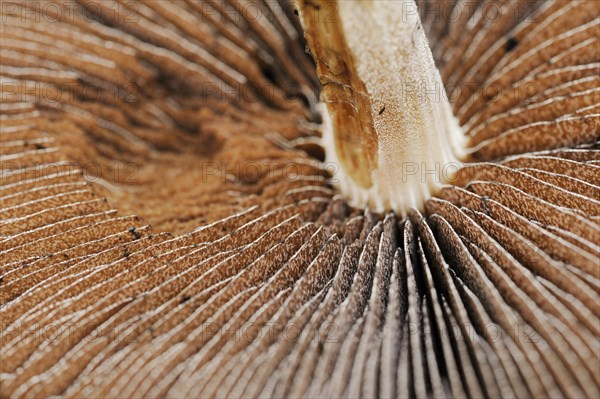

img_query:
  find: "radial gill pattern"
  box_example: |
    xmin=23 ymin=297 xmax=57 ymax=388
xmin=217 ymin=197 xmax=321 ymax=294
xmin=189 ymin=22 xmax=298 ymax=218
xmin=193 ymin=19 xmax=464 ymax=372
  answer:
xmin=1 ymin=1 xmax=599 ymax=398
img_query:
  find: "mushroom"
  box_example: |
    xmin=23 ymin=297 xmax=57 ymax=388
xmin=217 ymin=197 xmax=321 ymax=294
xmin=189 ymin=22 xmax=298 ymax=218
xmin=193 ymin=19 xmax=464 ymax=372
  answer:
xmin=0 ymin=0 xmax=598 ymax=398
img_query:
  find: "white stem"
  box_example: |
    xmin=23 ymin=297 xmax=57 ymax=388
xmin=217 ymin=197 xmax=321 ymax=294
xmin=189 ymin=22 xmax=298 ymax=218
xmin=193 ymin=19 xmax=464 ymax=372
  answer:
xmin=299 ymin=0 xmax=466 ymax=216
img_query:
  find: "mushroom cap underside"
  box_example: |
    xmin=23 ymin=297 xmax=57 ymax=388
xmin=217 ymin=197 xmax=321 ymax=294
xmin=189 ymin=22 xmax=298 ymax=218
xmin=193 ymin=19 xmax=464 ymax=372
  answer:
xmin=1 ymin=0 xmax=599 ymax=398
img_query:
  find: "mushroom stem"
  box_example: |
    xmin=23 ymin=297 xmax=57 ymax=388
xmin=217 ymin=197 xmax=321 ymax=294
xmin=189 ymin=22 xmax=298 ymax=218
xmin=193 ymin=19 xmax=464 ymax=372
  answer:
xmin=297 ymin=0 xmax=466 ymax=216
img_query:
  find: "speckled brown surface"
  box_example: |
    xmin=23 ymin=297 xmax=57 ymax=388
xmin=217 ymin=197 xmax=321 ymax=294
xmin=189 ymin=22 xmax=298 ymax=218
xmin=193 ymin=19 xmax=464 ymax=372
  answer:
xmin=1 ymin=1 xmax=599 ymax=398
